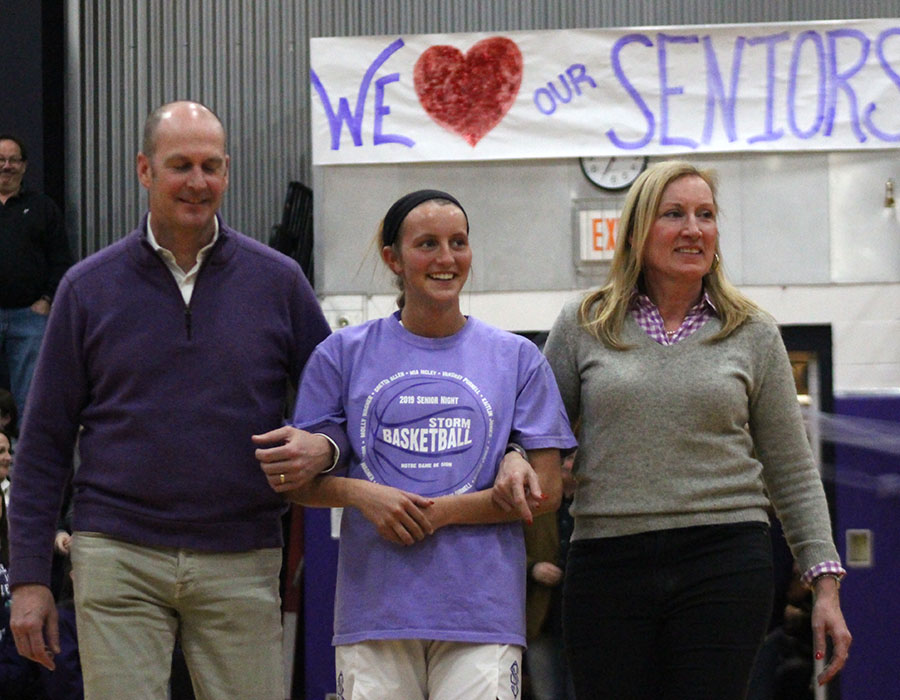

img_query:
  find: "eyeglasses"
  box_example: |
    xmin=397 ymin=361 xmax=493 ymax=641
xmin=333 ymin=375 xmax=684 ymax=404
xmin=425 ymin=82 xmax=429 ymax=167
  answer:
xmin=0 ymin=157 xmax=24 ymax=166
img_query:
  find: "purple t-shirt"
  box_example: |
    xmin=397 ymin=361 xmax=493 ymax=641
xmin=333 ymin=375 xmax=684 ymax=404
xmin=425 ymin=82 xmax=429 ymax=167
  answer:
xmin=293 ymin=313 xmax=576 ymax=646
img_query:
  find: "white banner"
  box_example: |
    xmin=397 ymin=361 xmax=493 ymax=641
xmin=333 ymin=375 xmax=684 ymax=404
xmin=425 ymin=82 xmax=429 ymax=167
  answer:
xmin=310 ymin=18 xmax=900 ymax=164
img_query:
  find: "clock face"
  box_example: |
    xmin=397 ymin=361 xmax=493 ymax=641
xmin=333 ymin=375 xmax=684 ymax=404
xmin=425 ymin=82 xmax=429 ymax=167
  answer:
xmin=580 ymin=156 xmax=648 ymax=191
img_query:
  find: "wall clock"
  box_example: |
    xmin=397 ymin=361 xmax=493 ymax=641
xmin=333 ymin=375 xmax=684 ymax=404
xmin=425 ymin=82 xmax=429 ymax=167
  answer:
xmin=580 ymin=156 xmax=648 ymax=191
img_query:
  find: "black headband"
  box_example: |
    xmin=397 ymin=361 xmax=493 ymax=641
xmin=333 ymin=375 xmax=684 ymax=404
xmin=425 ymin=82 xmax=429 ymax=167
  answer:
xmin=381 ymin=189 xmax=468 ymax=248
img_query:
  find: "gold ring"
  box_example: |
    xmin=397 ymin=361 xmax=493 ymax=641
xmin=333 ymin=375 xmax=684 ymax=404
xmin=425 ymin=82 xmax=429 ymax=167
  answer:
xmin=279 ymin=473 xmax=285 ymax=485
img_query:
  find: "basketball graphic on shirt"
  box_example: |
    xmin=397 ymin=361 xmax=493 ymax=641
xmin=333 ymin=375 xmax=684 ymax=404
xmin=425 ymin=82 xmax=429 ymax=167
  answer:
xmin=360 ymin=370 xmax=493 ymax=496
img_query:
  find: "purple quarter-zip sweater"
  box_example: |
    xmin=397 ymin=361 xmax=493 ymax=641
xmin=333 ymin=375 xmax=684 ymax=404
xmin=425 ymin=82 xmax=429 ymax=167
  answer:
xmin=9 ymin=216 xmax=337 ymax=588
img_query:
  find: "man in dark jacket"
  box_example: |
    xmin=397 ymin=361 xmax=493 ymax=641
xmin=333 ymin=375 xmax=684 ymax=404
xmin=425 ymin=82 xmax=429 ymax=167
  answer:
xmin=0 ymin=134 xmax=72 ymax=418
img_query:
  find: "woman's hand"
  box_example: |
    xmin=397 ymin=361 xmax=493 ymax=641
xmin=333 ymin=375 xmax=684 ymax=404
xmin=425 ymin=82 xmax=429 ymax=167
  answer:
xmin=811 ymin=577 xmax=852 ymax=686
xmin=352 ymin=481 xmax=435 ymax=546
xmin=492 ymin=450 xmax=545 ymax=524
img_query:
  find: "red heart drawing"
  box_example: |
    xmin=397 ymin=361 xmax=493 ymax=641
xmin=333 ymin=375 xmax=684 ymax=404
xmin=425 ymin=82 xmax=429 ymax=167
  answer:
xmin=414 ymin=37 xmax=523 ymax=147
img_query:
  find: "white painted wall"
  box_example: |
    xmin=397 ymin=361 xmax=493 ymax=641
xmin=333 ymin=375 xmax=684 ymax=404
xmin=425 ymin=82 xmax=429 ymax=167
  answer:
xmin=319 ymin=283 xmax=900 ymax=395
xmin=315 ymin=152 xmax=900 ymax=396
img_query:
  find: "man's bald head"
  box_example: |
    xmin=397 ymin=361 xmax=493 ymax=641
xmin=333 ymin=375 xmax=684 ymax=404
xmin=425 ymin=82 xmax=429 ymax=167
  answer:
xmin=141 ymin=101 xmax=226 ymax=159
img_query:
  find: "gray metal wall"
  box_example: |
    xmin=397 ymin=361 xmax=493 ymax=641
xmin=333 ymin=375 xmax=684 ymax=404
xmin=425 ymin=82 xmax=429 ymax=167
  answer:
xmin=68 ymin=0 xmax=896 ymax=257
xmin=68 ymin=0 xmax=309 ymax=255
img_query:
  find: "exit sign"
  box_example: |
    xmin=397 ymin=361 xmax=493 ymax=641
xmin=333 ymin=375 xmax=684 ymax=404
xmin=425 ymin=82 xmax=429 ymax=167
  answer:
xmin=578 ymin=207 xmax=621 ymax=262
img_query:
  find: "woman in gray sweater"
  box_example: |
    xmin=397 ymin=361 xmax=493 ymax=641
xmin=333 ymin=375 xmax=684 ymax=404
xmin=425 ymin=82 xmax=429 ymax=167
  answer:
xmin=535 ymin=160 xmax=850 ymax=699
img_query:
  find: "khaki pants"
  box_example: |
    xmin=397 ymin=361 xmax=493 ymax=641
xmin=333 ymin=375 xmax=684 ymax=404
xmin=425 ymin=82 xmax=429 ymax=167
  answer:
xmin=71 ymin=532 xmax=284 ymax=700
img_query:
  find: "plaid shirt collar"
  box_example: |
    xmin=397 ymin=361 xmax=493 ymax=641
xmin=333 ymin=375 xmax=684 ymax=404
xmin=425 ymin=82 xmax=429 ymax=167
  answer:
xmin=629 ymin=287 xmax=718 ymax=345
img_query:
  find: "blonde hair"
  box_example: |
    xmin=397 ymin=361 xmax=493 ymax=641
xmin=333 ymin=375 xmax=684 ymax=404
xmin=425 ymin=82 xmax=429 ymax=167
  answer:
xmin=579 ymin=160 xmax=763 ymax=349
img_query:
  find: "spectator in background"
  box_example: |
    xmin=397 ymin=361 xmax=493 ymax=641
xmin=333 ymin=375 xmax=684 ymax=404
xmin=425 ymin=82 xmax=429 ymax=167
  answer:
xmin=524 ymin=452 xmax=575 ymax=700
xmin=38 ymin=555 xmax=84 ymax=700
xmin=747 ymin=563 xmax=815 ymax=700
xmin=0 ymin=388 xmax=17 ymax=439
xmin=0 ymin=558 xmax=44 ymax=700
xmin=0 ymin=135 xmax=72 ymax=420
xmin=0 ymin=390 xmax=16 ymax=509
xmin=0 ymin=429 xmax=11 ymax=515
xmin=2 ymin=430 xmax=46 ymax=698
xmin=0 ymin=431 xmax=10 ymax=566
xmin=49 ymin=478 xmax=74 ymax=601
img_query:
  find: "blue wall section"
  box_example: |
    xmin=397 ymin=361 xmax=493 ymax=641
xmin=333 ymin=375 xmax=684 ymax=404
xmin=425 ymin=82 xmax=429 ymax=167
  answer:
xmin=833 ymin=395 xmax=900 ymax=700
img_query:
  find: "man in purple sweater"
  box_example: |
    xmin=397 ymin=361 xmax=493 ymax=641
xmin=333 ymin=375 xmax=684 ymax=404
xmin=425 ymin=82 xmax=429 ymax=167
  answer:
xmin=7 ymin=101 xmax=341 ymax=699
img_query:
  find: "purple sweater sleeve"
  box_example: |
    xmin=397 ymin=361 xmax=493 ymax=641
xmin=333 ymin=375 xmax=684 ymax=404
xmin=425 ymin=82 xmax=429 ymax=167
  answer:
xmin=9 ymin=275 xmax=85 ymax=587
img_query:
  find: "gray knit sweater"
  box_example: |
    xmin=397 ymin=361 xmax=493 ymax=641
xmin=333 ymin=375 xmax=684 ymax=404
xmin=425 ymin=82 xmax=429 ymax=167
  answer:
xmin=544 ymin=299 xmax=840 ymax=574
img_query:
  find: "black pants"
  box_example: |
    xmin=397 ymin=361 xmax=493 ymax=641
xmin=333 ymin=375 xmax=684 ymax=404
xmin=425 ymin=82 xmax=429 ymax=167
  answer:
xmin=563 ymin=522 xmax=773 ymax=700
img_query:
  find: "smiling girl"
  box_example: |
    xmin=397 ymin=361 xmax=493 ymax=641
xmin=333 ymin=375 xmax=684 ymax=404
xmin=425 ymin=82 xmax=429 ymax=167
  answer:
xmin=287 ymin=189 xmax=575 ymax=700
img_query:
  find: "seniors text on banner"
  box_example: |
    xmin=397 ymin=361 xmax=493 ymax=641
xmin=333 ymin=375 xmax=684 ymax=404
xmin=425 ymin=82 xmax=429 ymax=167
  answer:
xmin=309 ymin=19 xmax=900 ymax=165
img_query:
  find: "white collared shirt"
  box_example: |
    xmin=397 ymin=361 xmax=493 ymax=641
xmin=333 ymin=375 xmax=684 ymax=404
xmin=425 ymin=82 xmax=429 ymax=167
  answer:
xmin=146 ymin=214 xmax=219 ymax=305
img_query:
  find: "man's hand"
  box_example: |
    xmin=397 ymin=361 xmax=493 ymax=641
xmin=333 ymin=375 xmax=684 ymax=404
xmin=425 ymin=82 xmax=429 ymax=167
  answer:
xmin=492 ymin=450 xmax=544 ymax=524
xmin=253 ymin=426 xmax=335 ymax=493
xmin=11 ymin=584 xmax=59 ymax=671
